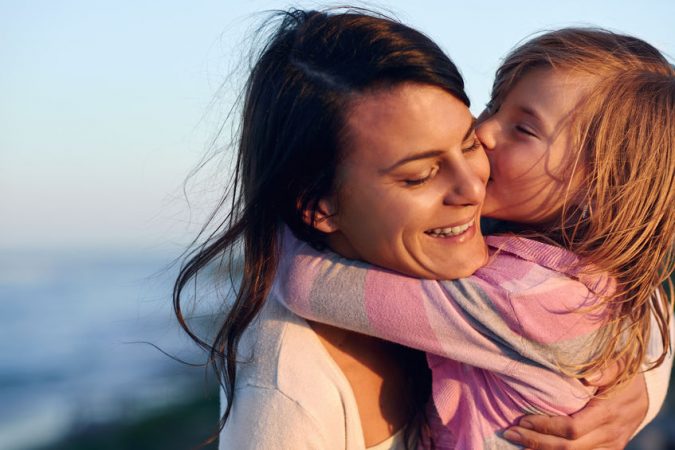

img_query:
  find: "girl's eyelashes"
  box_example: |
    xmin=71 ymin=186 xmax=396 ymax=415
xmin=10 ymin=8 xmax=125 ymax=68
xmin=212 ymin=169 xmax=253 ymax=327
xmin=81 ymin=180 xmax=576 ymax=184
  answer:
xmin=515 ymin=124 xmax=538 ymax=138
xmin=403 ymin=165 xmax=439 ymax=186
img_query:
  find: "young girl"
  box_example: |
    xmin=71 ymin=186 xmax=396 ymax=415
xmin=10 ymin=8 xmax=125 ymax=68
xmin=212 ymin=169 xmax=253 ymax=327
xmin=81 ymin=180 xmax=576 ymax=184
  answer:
xmin=273 ymin=28 xmax=675 ymax=449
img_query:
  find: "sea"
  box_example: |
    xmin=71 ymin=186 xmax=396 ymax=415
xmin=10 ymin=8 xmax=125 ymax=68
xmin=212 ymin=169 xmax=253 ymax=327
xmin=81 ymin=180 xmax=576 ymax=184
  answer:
xmin=1 ymin=247 xmax=674 ymax=449
xmin=0 ymin=247 xmax=214 ymax=450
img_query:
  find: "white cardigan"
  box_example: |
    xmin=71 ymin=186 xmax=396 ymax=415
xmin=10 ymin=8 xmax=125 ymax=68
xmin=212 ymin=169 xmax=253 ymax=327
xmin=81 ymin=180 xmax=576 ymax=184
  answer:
xmin=219 ymin=296 xmax=673 ymax=449
xmin=218 ymin=296 xmax=368 ymax=449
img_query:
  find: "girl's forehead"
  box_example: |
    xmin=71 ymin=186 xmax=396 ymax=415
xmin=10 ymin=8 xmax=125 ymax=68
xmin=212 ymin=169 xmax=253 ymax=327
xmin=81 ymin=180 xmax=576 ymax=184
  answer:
xmin=505 ymin=67 xmax=597 ymax=99
xmin=505 ymin=68 xmax=596 ymax=114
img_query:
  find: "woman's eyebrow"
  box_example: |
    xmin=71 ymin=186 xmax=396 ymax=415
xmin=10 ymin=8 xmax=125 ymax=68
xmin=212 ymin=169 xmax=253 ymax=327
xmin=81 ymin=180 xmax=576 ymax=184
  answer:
xmin=462 ymin=117 xmax=477 ymax=142
xmin=381 ymin=150 xmax=445 ymax=173
xmin=382 ymin=118 xmax=477 ymax=173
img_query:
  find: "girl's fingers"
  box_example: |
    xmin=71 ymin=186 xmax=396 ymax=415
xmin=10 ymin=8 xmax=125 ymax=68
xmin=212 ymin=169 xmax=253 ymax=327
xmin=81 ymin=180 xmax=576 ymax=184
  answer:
xmin=503 ymin=425 xmax=600 ymax=450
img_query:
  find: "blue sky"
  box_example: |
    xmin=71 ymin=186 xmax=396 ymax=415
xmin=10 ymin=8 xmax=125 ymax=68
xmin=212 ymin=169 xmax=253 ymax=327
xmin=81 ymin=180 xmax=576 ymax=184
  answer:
xmin=2 ymin=0 xmax=674 ymax=250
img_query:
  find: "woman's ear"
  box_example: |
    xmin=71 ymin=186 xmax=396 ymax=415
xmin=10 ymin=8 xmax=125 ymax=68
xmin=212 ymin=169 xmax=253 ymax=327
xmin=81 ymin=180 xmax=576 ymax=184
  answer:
xmin=302 ymin=198 xmax=339 ymax=234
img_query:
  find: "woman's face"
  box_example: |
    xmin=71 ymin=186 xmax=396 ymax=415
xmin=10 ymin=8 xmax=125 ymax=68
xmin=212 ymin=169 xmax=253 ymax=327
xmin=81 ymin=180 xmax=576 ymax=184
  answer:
xmin=477 ymin=68 xmax=589 ymax=224
xmin=320 ymin=83 xmax=489 ymax=279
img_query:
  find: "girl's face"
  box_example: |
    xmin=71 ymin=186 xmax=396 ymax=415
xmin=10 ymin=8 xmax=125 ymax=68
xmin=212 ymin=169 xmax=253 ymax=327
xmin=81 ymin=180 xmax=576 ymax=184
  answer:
xmin=320 ymin=83 xmax=489 ymax=279
xmin=477 ymin=68 xmax=589 ymax=224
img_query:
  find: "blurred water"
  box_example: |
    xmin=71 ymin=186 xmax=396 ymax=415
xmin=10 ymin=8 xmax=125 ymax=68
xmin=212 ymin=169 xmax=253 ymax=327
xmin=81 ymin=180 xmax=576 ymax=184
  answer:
xmin=0 ymin=248 xmax=207 ymax=450
xmin=1 ymin=248 xmax=673 ymax=449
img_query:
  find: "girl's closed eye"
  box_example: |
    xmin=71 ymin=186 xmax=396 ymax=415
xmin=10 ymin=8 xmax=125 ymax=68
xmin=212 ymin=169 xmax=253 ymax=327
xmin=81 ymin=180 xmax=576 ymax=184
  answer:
xmin=403 ymin=165 xmax=439 ymax=186
xmin=515 ymin=124 xmax=539 ymax=138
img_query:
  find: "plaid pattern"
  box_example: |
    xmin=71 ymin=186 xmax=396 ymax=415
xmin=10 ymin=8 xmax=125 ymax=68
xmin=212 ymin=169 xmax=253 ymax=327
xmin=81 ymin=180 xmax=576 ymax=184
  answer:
xmin=273 ymin=232 xmax=613 ymax=449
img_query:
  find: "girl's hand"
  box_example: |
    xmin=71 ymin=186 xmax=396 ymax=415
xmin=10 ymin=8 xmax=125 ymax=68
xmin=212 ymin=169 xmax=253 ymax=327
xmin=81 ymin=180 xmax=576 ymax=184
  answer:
xmin=503 ymin=369 xmax=648 ymax=450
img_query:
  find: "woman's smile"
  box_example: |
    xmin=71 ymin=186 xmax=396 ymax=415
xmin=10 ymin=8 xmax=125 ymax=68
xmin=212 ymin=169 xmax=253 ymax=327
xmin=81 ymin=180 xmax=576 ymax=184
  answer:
xmin=320 ymin=82 xmax=490 ymax=279
xmin=425 ymin=217 xmax=475 ymax=238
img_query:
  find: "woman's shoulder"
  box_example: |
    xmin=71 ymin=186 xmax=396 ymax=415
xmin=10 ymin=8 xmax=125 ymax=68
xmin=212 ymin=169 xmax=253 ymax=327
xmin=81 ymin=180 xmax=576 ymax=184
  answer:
xmin=223 ymin=298 xmax=365 ymax=448
xmin=218 ymin=383 xmax=331 ymax=449
xmin=236 ymin=298 xmax=340 ymax=388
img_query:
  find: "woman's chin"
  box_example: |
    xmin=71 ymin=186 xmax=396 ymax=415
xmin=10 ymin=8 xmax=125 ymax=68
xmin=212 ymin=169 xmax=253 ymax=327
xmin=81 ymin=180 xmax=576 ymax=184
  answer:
xmin=421 ymin=242 xmax=489 ymax=280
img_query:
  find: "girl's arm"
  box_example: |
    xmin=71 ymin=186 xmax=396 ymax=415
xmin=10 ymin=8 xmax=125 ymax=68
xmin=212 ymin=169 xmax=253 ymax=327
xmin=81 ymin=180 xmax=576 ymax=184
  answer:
xmin=273 ymin=233 xmax=506 ymax=369
xmin=503 ymin=373 xmax=649 ymax=450
xmin=273 ymin=231 xmax=606 ymax=376
xmin=503 ymin=300 xmax=674 ymax=450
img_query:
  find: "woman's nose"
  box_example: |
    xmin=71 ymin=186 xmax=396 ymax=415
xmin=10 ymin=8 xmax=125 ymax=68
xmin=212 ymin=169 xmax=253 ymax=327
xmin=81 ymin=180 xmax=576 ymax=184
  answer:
xmin=443 ymin=161 xmax=486 ymax=206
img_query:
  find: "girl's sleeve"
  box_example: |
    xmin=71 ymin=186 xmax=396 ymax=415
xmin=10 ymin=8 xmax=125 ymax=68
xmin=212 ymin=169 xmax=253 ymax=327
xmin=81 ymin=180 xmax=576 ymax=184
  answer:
xmin=272 ymin=232 xmax=501 ymax=365
xmin=272 ymin=231 xmax=602 ymax=375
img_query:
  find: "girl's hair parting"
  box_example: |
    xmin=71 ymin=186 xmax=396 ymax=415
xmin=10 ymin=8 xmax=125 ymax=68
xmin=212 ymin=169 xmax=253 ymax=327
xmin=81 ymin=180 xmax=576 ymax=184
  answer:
xmin=491 ymin=28 xmax=675 ymax=388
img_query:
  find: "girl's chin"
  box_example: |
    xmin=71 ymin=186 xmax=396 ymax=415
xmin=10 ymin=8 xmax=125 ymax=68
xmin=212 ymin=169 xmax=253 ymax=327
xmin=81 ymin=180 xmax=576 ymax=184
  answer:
xmin=479 ymin=201 xmax=512 ymax=220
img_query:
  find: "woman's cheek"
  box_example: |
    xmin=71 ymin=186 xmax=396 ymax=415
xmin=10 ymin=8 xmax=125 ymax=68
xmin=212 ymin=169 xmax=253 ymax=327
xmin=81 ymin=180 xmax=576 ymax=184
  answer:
xmin=477 ymin=152 xmax=491 ymax=185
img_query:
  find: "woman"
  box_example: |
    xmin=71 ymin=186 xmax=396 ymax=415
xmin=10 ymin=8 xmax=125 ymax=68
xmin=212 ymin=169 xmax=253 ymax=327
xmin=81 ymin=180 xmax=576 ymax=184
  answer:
xmin=174 ymin=9 xmax=666 ymax=449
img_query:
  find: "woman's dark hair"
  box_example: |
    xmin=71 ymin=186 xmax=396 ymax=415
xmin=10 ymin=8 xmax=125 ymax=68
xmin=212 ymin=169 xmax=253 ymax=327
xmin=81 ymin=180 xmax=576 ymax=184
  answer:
xmin=174 ymin=8 xmax=468 ymax=445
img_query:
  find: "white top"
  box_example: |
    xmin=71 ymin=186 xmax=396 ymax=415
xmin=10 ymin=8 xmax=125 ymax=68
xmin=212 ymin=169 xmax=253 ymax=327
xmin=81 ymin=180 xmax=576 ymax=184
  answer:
xmin=218 ymin=296 xmax=367 ymax=449
xmin=367 ymin=427 xmax=407 ymax=450
xmin=639 ymin=301 xmax=674 ymax=434
xmin=219 ymin=296 xmax=672 ymax=449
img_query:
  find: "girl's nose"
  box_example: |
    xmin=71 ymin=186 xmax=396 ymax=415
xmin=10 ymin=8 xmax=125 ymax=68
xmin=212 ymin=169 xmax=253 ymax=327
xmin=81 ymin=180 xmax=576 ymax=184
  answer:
xmin=476 ymin=116 xmax=497 ymax=152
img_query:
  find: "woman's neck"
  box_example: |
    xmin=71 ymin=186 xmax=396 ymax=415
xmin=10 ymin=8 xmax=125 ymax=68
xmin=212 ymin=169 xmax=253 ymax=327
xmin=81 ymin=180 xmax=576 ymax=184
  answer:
xmin=309 ymin=321 xmax=417 ymax=446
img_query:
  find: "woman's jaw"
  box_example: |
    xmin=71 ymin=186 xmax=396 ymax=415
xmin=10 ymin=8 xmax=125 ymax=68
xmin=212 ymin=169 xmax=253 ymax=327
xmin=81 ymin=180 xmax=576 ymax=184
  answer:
xmin=326 ymin=211 xmax=487 ymax=280
xmin=419 ymin=214 xmax=488 ymax=278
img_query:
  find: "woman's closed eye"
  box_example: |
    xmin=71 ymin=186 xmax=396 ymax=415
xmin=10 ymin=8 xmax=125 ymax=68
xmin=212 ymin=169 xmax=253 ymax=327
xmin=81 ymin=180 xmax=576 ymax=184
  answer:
xmin=462 ymin=137 xmax=483 ymax=153
xmin=403 ymin=165 xmax=439 ymax=186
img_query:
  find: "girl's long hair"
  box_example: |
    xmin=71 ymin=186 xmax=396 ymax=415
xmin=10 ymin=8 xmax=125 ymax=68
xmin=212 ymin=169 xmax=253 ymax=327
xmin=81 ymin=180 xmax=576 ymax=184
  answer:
xmin=173 ymin=8 xmax=469 ymax=445
xmin=490 ymin=28 xmax=675 ymax=388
